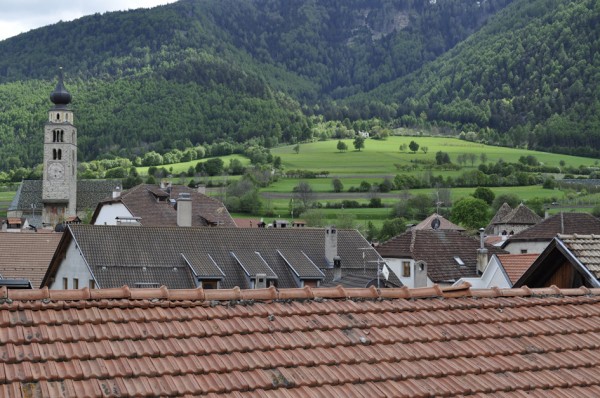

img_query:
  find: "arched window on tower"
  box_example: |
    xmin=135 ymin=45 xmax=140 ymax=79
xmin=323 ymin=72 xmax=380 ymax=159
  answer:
xmin=56 ymin=113 xmax=60 ymax=121
xmin=58 ymin=149 xmax=62 ymax=160
xmin=53 ymin=149 xmax=57 ymax=160
xmin=60 ymin=130 xmax=64 ymax=142
xmin=52 ymin=130 xmax=56 ymax=142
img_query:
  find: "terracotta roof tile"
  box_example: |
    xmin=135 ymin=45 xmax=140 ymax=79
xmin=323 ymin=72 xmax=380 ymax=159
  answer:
xmin=414 ymin=213 xmax=465 ymax=231
xmin=0 ymin=233 xmax=62 ymax=288
xmin=1 ymin=285 xmax=600 ymax=396
xmin=497 ymin=253 xmax=539 ymax=284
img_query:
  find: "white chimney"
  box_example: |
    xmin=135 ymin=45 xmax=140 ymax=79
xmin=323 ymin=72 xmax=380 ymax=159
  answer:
xmin=333 ymin=256 xmax=342 ymax=281
xmin=177 ymin=193 xmax=192 ymax=227
xmin=197 ymin=185 xmax=206 ymax=195
xmin=477 ymin=228 xmax=488 ymax=274
xmin=325 ymin=226 xmax=338 ymax=265
xmin=255 ymin=273 xmax=267 ymax=289
xmin=112 ymin=186 xmax=122 ymax=199
xmin=414 ymin=261 xmax=428 ymax=288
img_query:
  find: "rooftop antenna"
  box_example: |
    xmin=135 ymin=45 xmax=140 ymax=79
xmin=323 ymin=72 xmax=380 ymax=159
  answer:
xmin=367 ymin=258 xmax=389 ymax=289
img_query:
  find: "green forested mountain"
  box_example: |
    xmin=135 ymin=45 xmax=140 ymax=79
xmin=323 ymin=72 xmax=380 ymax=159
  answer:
xmin=0 ymin=0 xmax=597 ymax=170
xmin=351 ymin=0 xmax=600 ymax=157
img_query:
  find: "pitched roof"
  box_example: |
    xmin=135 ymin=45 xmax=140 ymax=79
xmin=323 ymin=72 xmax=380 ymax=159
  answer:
xmin=413 ymin=213 xmax=465 ymax=231
xmin=496 ymin=253 xmax=539 ymax=284
xmin=503 ymin=212 xmax=600 ymax=244
xmin=8 ymin=179 xmax=121 ymax=213
xmin=485 ymin=202 xmax=513 ymax=233
xmin=91 ymin=183 xmax=236 ymax=227
xmin=44 ymin=225 xmax=400 ymax=289
xmin=500 ymin=203 xmax=543 ymax=225
xmin=2 ymin=284 xmax=600 ymax=397
xmin=514 ymin=234 xmax=600 ymax=289
xmin=558 ymin=234 xmax=600 ymax=279
xmin=0 ymin=232 xmax=62 ymax=288
xmin=377 ymin=229 xmax=507 ymax=282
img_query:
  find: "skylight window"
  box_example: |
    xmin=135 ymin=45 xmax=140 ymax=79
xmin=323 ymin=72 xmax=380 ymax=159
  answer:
xmin=454 ymin=256 xmax=465 ymax=267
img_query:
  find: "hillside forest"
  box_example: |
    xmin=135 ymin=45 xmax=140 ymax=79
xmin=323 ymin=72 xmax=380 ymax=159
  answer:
xmin=0 ymin=0 xmax=598 ymax=178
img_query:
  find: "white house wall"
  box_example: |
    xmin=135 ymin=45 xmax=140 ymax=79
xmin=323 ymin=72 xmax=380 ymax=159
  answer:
xmin=454 ymin=256 xmax=511 ymax=289
xmin=50 ymin=241 xmax=93 ymax=289
xmin=503 ymin=241 xmax=549 ymax=255
xmin=384 ymin=258 xmax=433 ymax=288
xmin=93 ymin=203 xmax=131 ymax=225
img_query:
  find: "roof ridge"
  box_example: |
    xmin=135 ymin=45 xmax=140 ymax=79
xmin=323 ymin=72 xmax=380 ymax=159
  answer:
xmin=1 ymin=284 xmax=596 ymax=303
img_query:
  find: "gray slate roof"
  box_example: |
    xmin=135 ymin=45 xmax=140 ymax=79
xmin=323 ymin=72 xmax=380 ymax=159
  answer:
xmin=503 ymin=212 xmax=600 ymax=244
xmin=44 ymin=225 xmax=401 ymax=289
xmin=9 ymin=179 xmax=121 ymax=212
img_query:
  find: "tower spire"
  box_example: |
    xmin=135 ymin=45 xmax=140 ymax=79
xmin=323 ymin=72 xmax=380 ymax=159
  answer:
xmin=49 ymin=67 xmax=72 ymax=107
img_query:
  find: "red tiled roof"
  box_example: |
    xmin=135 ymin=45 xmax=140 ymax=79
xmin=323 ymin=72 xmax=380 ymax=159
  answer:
xmin=496 ymin=253 xmax=539 ymax=284
xmin=2 ymin=284 xmax=600 ymax=396
xmin=413 ymin=213 xmax=465 ymax=231
xmin=233 ymin=218 xmax=260 ymax=228
xmin=0 ymin=232 xmax=62 ymax=288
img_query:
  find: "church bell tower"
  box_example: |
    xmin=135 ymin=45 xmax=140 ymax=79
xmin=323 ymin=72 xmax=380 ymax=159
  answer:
xmin=42 ymin=68 xmax=77 ymax=226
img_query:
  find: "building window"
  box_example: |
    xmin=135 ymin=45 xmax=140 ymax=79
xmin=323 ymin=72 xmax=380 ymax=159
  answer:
xmin=89 ymin=280 xmax=95 ymax=289
xmin=62 ymin=277 xmax=68 ymax=289
xmin=402 ymin=261 xmax=411 ymax=277
xmin=57 ymin=149 xmax=62 ymax=160
xmin=521 ymin=249 xmax=528 ymax=254
xmin=73 ymin=278 xmax=79 ymax=289
xmin=201 ymin=280 xmax=218 ymax=289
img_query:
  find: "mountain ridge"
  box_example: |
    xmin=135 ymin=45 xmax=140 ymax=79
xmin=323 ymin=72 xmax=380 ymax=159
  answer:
xmin=0 ymin=0 xmax=597 ymax=172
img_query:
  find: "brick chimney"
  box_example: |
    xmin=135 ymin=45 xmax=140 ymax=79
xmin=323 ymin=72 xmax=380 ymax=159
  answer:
xmin=325 ymin=226 xmax=338 ymax=265
xmin=477 ymin=228 xmax=488 ymax=274
xmin=176 ymin=193 xmax=192 ymax=227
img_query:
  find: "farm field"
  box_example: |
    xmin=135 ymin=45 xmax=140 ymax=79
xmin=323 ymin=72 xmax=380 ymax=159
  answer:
xmin=145 ymin=136 xmax=599 ymax=228
xmin=270 ymin=136 xmax=596 ymax=175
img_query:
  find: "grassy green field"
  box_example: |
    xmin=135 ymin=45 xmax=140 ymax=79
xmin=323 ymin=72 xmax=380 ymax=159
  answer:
xmin=270 ymin=136 xmax=596 ymax=175
xmin=136 ymin=154 xmax=250 ymax=176
xmin=151 ymin=136 xmax=598 ymax=225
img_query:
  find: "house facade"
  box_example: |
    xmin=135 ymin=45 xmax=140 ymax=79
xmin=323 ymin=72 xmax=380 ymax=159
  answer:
xmin=502 ymin=212 xmax=600 ymax=254
xmin=515 ymin=234 xmax=600 ymax=288
xmin=377 ymin=229 xmax=507 ymax=288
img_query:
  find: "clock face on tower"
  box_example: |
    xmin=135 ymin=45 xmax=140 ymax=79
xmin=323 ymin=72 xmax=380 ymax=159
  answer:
xmin=48 ymin=163 xmax=65 ymax=180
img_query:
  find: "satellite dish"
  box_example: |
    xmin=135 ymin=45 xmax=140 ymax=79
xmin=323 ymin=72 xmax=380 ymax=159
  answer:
xmin=431 ymin=217 xmax=441 ymax=230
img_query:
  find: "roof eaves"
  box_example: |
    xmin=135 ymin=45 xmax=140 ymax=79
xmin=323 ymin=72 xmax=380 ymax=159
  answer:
xmin=555 ymin=237 xmax=600 ymax=288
